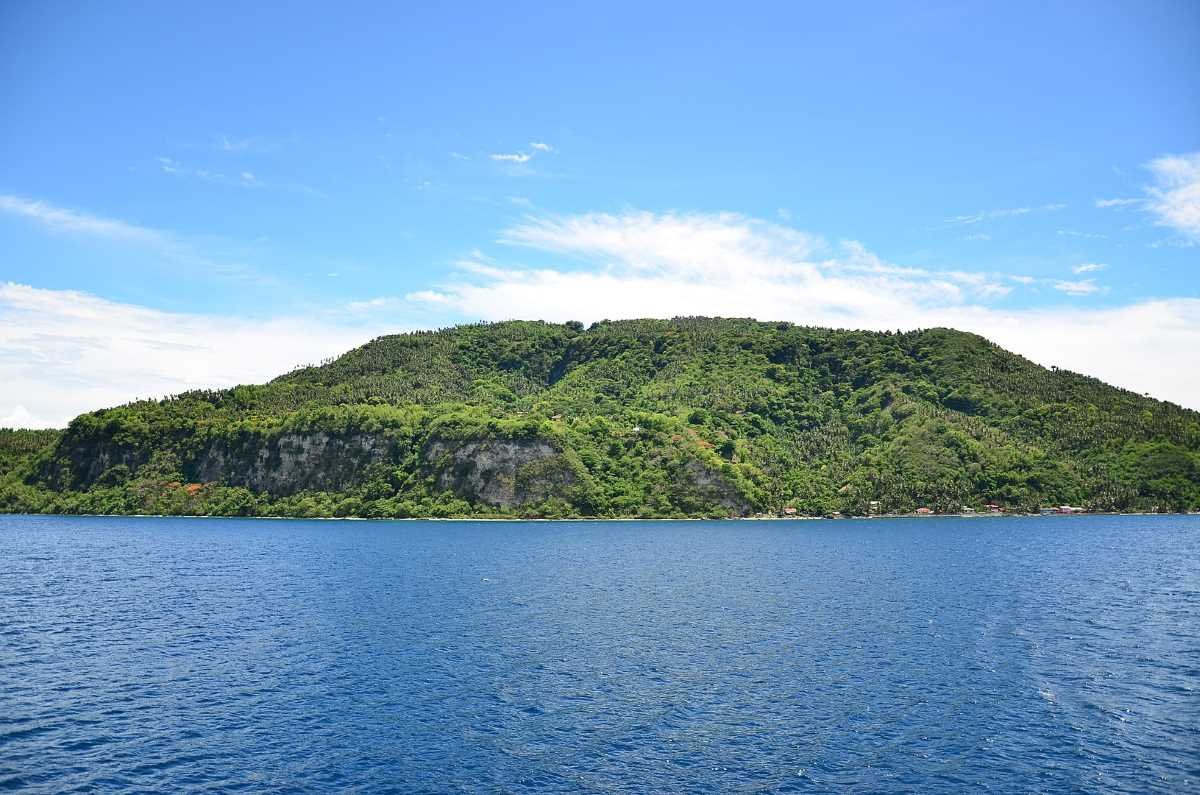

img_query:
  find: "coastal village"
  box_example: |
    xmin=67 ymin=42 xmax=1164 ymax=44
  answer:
xmin=774 ymin=503 xmax=1091 ymax=519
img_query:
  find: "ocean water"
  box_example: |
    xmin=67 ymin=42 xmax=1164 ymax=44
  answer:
xmin=1 ymin=515 xmax=1197 ymax=793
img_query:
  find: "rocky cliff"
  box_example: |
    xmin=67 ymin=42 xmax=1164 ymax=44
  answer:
xmin=190 ymin=432 xmax=394 ymax=496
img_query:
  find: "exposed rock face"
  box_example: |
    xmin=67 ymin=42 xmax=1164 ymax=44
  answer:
xmin=38 ymin=416 xmax=747 ymax=515
xmin=189 ymin=432 xmax=393 ymax=496
xmin=44 ymin=437 xmax=149 ymax=491
xmin=423 ymin=437 xmax=575 ymax=508
xmin=682 ymin=459 xmax=752 ymax=516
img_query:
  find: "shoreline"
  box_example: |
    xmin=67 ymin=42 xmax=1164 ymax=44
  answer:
xmin=2 ymin=511 xmax=1193 ymax=523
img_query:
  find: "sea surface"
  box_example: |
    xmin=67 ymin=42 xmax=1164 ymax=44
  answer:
xmin=1 ymin=514 xmax=1197 ymax=793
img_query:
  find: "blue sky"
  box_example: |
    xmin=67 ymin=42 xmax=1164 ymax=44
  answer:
xmin=1 ymin=0 xmax=1198 ymax=426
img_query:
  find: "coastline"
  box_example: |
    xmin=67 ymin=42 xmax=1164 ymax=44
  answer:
xmin=3 ymin=510 xmax=1193 ymax=522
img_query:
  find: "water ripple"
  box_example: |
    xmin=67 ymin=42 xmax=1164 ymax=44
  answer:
xmin=0 ymin=514 xmax=1197 ymax=792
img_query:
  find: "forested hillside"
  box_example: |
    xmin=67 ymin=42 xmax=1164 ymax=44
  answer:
xmin=3 ymin=318 xmax=1198 ymax=518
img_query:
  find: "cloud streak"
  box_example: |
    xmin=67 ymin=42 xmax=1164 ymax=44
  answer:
xmin=944 ymin=203 xmax=1067 ymax=226
xmin=489 ymin=152 xmax=532 ymax=164
xmin=0 ymin=194 xmax=167 ymax=245
xmin=2 ymin=193 xmax=284 ymax=291
xmin=489 ymin=141 xmax=555 ymax=166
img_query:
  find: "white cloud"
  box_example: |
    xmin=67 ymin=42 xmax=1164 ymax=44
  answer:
xmin=1057 ymin=229 xmax=1106 ymax=240
xmin=345 ymin=296 xmax=416 ymax=313
xmin=1100 ymin=152 xmax=1200 ymax=242
xmin=0 ymin=405 xmax=38 ymax=428
xmin=409 ymin=211 xmax=1010 ymax=314
xmin=490 ymin=142 xmax=554 ymax=166
xmin=947 ymin=299 xmax=1200 ymax=407
xmin=1072 ymin=263 xmax=1106 ymax=274
xmin=487 ymin=211 xmax=1008 ymax=304
xmin=0 ymin=283 xmax=388 ymax=427
xmin=945 ymin=203 xmax=1067 ymax=226
xmin=489 ymin=152 xmax=532 ymax=164
xmin=0 ymin=194 xmax=167 ymax=244
xmin=1145 ymin=152 xmax=1200 ymax=241
xmin=401 ymin=210 xmax=1199 ymax=409
xmin=1053 ymin=279 xmax=1103 ymax=296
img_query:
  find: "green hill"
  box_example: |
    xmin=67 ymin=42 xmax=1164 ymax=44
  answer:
xmin=3 ymin=318 xmax=1198 ymax=517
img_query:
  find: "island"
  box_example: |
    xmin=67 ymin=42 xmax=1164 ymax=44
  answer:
xmin=2 ymin=317 xmax=1197 ymax=518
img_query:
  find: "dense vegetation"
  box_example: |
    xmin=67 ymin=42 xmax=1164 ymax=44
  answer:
xmin=3 ymin=318 xmax=1198 ymax=518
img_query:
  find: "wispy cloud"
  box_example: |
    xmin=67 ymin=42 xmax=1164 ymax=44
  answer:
xmin=0 ymin=283 xmax=390 ymax=428
xmin=218 ymin=134 xmax=257 ymax=152
xmin=2 ymin=193 xmax=280 ymax=289
xmin=157 ymin=156 xmax=323 ymax=196
xmin=0 ymin=194 xmax=167 ymax=245
xmin=945 ymin=203 xmax=1067 ymax=226
xmin=159 ymin=156 xmax=261 ymax=188
xmin=1057 ymin=229 xmax=1107 ymax=240
xmin=1098 ymin=153 xmax=1200 ymax=244
xmin=488 ymin=141 xmax=555 ymax=167
xmin=212 ymin=133 xmax=297 ymax=153
xmin=1149 ymin=236 xmax=1197 ymax=249
xmin=346 ymin=296 xmax=410 ymax=313
xmin=1072 ymin=263 xmax=1105 ymax=274
xmin=488 ymin=212 xmax=1008 ymax=302
xmin=1053 ymin=279 xmax=1103 ymax=296
xmin=394 ymin=210 xmax=1199 ymax=408
xmin=1145 ymin=152 xmax=1200 ymax=241
xmin=489 ymin=152 xmax=532 ymax=164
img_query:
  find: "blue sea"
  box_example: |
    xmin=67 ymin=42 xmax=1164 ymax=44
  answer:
xmin=1 ymin=514 xmax=1197 ymax=793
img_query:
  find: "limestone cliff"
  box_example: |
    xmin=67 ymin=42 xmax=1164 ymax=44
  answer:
xmin=189 ymin=432 xmax=393 ymax=496
xmin=423 ymin=437 xmax=579 ymax=508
